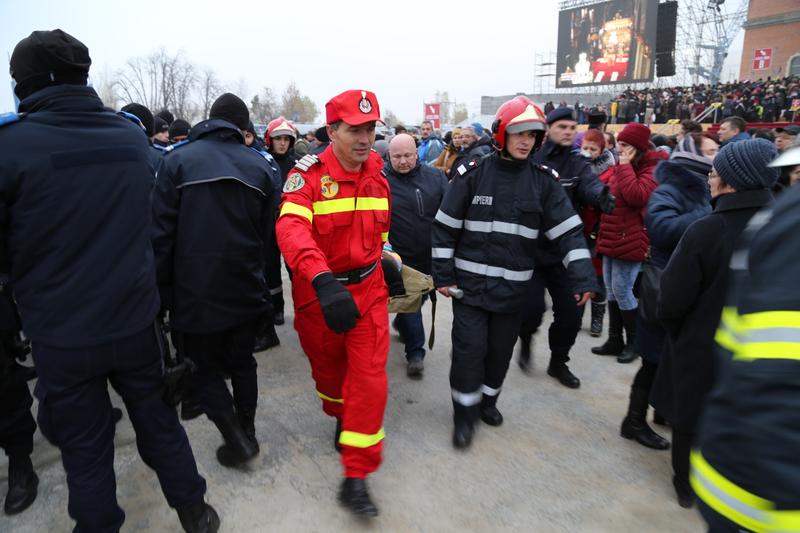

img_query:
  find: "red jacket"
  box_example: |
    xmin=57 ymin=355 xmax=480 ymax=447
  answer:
xmin=596 ymin=150 xmax=666 ymax=262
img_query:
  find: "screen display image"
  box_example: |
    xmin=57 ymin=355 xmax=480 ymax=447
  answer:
xmin=556 ymin=0 xmax=658 ymax=87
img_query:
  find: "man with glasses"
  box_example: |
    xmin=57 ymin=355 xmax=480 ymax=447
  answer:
xmin=384 ymin=133 xmax=448 ymax=377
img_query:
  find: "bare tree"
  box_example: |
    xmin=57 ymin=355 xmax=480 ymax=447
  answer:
xmin=382 ymin=109 xmax=401 ymax=127
xmin=93 ymin=65 xmax=119 ymax=109
xmin=453 ymin=103 xmax=469 ymax=124
xmin=280 ymin=82 xmax=319 ymax=122
xmin=250 ymin=87 xmax=279 ymax=124
xmin=198 ymin=67 xmax=224 ymax=120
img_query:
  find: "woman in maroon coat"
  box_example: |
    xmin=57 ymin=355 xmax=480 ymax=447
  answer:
xmin=592 ymin=123 xmax=666 ymax=363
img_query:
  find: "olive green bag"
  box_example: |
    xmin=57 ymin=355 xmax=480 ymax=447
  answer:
xmin=388 ymin=266 xmax=438 ymax=349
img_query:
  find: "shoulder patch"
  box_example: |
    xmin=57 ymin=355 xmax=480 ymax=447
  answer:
xmin=165 ymin=139 xmax=190 ymax=153
xmin=294 ymin=153 xmax=319 ymax=172
xmin=456 ymin=160 xmax=479 ymax=176
xmin=0 ymin=112 xmax=22 ymax=128
xmin=535 ymin=163 xmax=560 ymax=180
xmin=283 ymin=172 xmax=306 ymax=193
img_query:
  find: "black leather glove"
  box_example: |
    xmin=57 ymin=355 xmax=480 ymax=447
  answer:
xmin=381 ymin=257 xmax=406 ymax=297
xmin=312 ymin=272 xmax=361 ymax=333
xmin=598 ymin=185 xmax=616 ymax=214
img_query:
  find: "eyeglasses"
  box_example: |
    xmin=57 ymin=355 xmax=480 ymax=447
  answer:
xmin=708 ymin=169 xmax=720 ymax=179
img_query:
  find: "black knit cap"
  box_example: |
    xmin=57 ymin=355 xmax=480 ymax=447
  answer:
xmin=156 ymin=109 xmax=174 ymax=126
xmin=168 ymin=119 xmax=190 ymax=139
xmin=154 ymin=116 xmax=169 ymax=134
xmin=9 ymin=29 xmax=91 ymax=100
xmin=209 ymin=93 xmax=249 ymax=130
xmin=121 ymin=103 xmax=154 ymax=137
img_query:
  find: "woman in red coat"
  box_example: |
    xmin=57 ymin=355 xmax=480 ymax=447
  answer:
xmin=591 ymin=123 xmax=666 ymax=363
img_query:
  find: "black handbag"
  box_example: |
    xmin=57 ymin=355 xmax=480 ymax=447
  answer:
xmin=638 ymin=261 xmax=663 ymax=323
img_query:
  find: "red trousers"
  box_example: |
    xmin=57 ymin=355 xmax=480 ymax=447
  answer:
xmin=293 ymin=271 xmax=389 ymax=478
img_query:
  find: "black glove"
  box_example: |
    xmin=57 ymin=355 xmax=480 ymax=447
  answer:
xmin=598 ymin=185 xmax=616 ymax=214
xmin=312 ymin=272 xmax=361 ymax=333
xmin=381 ymin=257 xmax=406 ymax=297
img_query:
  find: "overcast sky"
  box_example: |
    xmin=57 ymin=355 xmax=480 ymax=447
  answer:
xmin=0 ymin=0 xmax=745 ymax=123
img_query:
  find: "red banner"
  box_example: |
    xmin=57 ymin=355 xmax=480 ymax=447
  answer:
xmin=423 ymin=103 xmax=441 ymax=129
xmin=752 ymin=48 xmax=772 ymax=70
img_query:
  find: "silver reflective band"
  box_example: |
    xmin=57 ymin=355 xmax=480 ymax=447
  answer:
xmin=432 ymin=247 xmax=455 ymax=259
xmin=481 ymin=384 xmax=501 ymax=396
xmin=435 ymin=210 xmax=463 ymax=229
xmin=269 ymin=287 xmax=283 ymax=295
xmin=452 ymin=389 xmax=482 ymax=406
xmin=454 ymin=258 xmax=533 ymax=282
xmin=691 ymin=467 xmax=770 ymax=527
xmin=738 ymin=327 xmax=800 ymax=345
xmin=464 ymin=220 xmax=539 ymax=239
xmin=562 ymin=248 xmax=591 ymax=267
xmin=545 ymin=214 xmax=582 ymax=240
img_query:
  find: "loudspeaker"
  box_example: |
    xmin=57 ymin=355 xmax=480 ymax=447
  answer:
xmin=657 ymin=54 xmax=676 ymax=77
xmin=656 ymin=1 xmax=678 ymax=77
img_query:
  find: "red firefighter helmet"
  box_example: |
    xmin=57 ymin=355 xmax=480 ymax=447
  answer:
xmin=491 ymin=96 xmax=546 ymax=150
xmin=265 ymin=116 xmax=297 ymax=148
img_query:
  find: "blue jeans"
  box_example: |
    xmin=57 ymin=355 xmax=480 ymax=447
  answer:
xmin=603 ymin=256 xmax=641 ymax=311
xmin=393 ymin=306 xmax=426 ymax=362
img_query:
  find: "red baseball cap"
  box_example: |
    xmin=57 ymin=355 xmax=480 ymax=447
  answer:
xmin=325 ymin=89 xmax=384 ymax=126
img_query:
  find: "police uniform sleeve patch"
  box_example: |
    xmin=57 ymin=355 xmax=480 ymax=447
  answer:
xmin=283 ymin=173 xmax=306 ymax=193
xmin=294 ymin=154 xmax=319 ymax=172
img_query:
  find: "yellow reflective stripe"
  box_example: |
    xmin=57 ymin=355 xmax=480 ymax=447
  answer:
xmin=734 ymin=342 xmax=800 ymax=361
xmin=316 ymin=390 xmax=343 ymax=404
xmin=280 ymin=202 xmax=313 ymax=223
xmin=715 ymin=307 xmax=800 ymax=361
xmin=312 ymin=196 xmax=388 ymax=215
xmin=715 ymin=329 xmax=739 ymax=353
xmin=690 ymin=472 xmax=769 ymax=533
xmin=739 ymin=311 xmax=800 ymax=330
xmin=381 ymin=232 xmax=389 ymax=242
xmin=691 ymin=450 xmax=772 ymax=510
xmin=338 ymin=427 xmax=385 ymax=448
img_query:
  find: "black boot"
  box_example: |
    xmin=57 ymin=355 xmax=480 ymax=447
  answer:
xmin=452 ymin=402 xmax=475 ymax=449
xmin=590 ymin=300 xmax=605 ymax=337
xmin=181 ymin=397 xmax=204 ymax=421
xmin=272 ymin=293 xmax=285 ymax=326
xmin=4 ymin=455 xmax=38 ymax=516
xmin=479 ymin=392 xmax=503 ymax=426
xmin=517 ymin=333 xmax=533 ymax=373
xmin=177 ymin=501 xmax=220 ymax=533
xmin=620 ymin=388 xmax=669 ymax=450
xmin=237 ymin=408 xmax=259 ymax=454
xmin=547 ymin=362 xmax=581 ymax=389
xmin=334 ymin=419 xmax=342 ymax=453
xmin=338 ymin=477 xmax=378 ymax=517
xmin=617 ymin=308 xmax=640 ymax=364
xmin=210 ymin=412 xmax=259 ymax=467
xmin=591 ymin=301 xmax=624 ymax=355
xmin=253 ymin=322 xmax=280 ymax=352
xmin=672 ymin=430 xmax=695 ymax=508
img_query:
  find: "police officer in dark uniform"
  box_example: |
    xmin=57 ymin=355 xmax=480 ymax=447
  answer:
xmin=1 ymin=29 xmax=217 ymax=532
xmin=432 ymin=96 xmax=598 ymax=449
xmin=119 ymin=103 xmax=163 ymax=177
xmin=153 ymin=93 xmax=279 ymax=468
xmin=518 ymin=107 xmax=615 ymax=388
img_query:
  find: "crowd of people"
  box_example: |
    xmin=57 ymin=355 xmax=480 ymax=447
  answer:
xmin=1 ymin=28 xmax=800 ymax=533
xmin=542 ymin=74 xmax=800 ymax=126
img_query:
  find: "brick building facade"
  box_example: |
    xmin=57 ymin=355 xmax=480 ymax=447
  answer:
xmin=739 ymin=0 xmax=800 ymax=80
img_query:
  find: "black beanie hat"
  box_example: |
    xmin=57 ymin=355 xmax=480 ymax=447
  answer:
xmin=121 ymin=103 xmax=154 ymax=137
xmin=154 ymin=116 xmax=169 ymax=134
xmin=209 ymin=93 xmax=249 ymax=130
xmin=9 ymin=29 xmax=91 ymax=100
xmin=168 ymin=119 xmax=190 ymax=139
xmin=155 ymin=109 xmax=174 ymax=126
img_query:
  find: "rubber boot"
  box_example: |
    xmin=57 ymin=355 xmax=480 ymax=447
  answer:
xmin=617 ymin=308 xmax=640 ymax=364
xmin=338 ymin=477 xmax=378 ymax=517
xmin=237 ymin=408 xmax=259 ymax=454
xmin=591 ymin=301 xmax=624 ymax=355
xmin=210 ymin=412 xmax=259 ymax=467
xmin=517 ymin=333 xmax=533 ymax=373
xmin=479 ymin=392 xmax=503 ymax=426
xmin=452 ymin=402 xmax=476 ymax=449
xmin=620 ymin=388 xmax=670 ymax=450
xmin=177 ymin=501 xmax=220 ymax=533
xmin=3 ymin=455 xmax=38 ymax=516
xmin=590 ymin=300 xmax=605 ymax=337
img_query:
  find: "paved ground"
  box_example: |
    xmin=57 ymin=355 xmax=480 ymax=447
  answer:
xmin=1 ymin=289 xmax=704 ymax=532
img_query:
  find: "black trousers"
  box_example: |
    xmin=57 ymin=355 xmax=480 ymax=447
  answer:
xmin=182 ymin=319 xmax=259 ymax=420
xmin=0 ymin=372 xmax=35 ymax=459
xmin=519 ymin=263 xmax=582 ymax=364
xmin=450 ymin=300 xmax=522 ymax=408
xmin=32 ymin=324 xmax=207 ymax=533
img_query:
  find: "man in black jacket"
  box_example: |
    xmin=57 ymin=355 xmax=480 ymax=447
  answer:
xmin=385 ymin=134 xmax=448 ymax=377
xmin=519 ymin=107 xmax=614 ymax=389
xmin=448 ymin=125 xmax=493 ymax=180
xmin=2 ymin=30 xmax=216 ymax=532
xmin=153 ymin=93 xmax=280 ymax=469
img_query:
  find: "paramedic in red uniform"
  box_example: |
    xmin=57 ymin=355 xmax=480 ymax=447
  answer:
xmin=276 ymin=89 xmax=389 ymax=518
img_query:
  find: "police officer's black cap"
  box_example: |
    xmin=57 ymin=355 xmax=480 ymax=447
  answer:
xmin=546 ymin=107 xmax=576 ymax=125
xmin=156 ymin=109 xmax=174 ymax=126
xmin=121 ymin=103 xmax=154 ymax=137
xmin=209 ymin=93 xmax=249 ymax=130
xmin=154 ymin=116 xmax=169 ymax=134
xmin=315 ymin=126 xmax=330 ymax=143
xmin=9 ymin=29 xmax=91 ymax=100
xmin=588 ymin=111 xmax=608 ymax=127
xmin=169 ymin=119 xmax=190 ymax=139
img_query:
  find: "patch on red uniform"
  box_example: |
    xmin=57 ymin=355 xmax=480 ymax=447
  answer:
xmin=283 ymin=172 xmax=305 ymax=193
xmin=320 ymin=175 xmax=339 ymax=198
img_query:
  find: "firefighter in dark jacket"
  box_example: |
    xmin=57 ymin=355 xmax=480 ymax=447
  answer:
xmin=651 ymin=139 xmax=779 ymax=508
xmin=692 ymin=176 xmax=800 ymax=533
xmin=518 ymin=107 xmax=615 ymax=388
xmin=385 ymin=133 xmax=448 ymax=377
xmin=2 ymin=30 xmax=216 ymax=532
xmin=432 ymin=96 xmax=598 ymax=450
xmin=153 ymin=93 xmax=280 ymax=469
